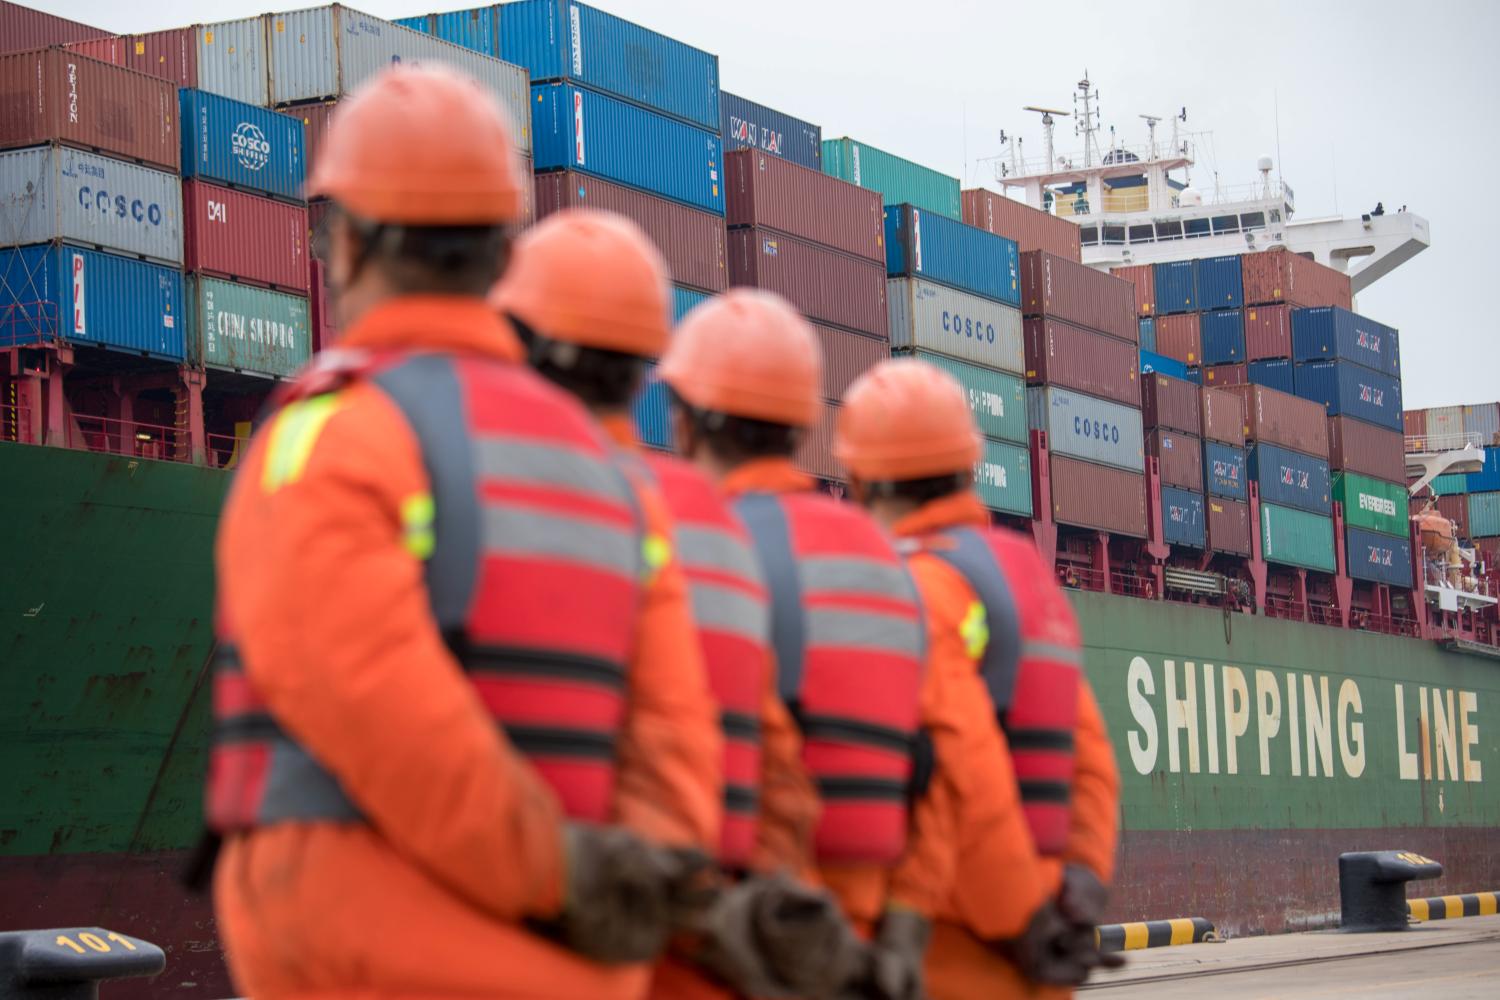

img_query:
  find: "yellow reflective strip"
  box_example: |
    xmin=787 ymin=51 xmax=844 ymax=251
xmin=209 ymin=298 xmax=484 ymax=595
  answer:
xmin=1441 ymin=894 xmax=1465 ymax=919
xmin=1408 ymin=898 xmax=1430 ymax=921
xmin=260 ymin=406 xmax=306 ymax=491
xmin=1480 ymin=893 xmax=1498 ymax=916
xmin=642 ymin=532 xmax=671 ymax=582
xmin=1122 ymin=923 xmax=1149 ymax=950
xmin=1168 ymin=918 xmax=1195 ymax=945
xmin=262 ymin=395 xmax=341 ymax=492
xmin=401 ymin=492 xmax=435 ymax=559
xmin=960 ymin=600 xmax=989 ymax=660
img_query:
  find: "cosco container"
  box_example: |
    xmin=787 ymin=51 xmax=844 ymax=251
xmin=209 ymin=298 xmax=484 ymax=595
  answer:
xmin=1224 ymin=383 xmax=1330 ymax=457
xmin=532 ymin=83 xmax=722 ymax=213
xmin=1 ymin=4 xmax=110 ymax=50
xmin=905 ymin=350 xmax=1026 ymax=443
xmin=720 ymin=92 xmax=821 ymax=170
xmin=181 ymin=89 xmax=306 ymax=203
xmin=884 ymin=205 xmax=1019 ymax=306
xmin=182 ymin=181 xmax=309 ymax=293
xmin=1333 ymin=471 xmax=1407 ymax=537
xmin=1345 ymin=526 xmax=1414 ymax=587
xmin=1204 ymin=441 xmax=1248 ymax=500
xmin=961 ymin=188 xmax=1081 ymax=261
xmin=1241 ymin=247 xmax=1352 ymax=310
xmin=1249 ymin=442 xmax=1332 ymax=514
xmin=1195 ymin=255 xmax=1244 ymax=310
xmin=0 ymin=49 xmax=178 ymax=171
xmin=1149 ymin=429 xmax=1203 ymax=491
xmin=1467 ymin=447 xmax=1500 ymax=493
xmin=534 ymin=171 xmax=726 ymax=292
xmin=728 ymin=229 xmax=886 ymax=336
xmin=1201 ymin=386 xmax=1246 ymax=446
xmin=1018 ymin=251 xmax=1136 ymax=342
xmin=794 ymin=403 xmax=839 ymax=481
xmin=1027 ymin=386 xmax=1144 ymax=472
xmin=816 ymin=326 xmax=886 ymax=401
xmin=1291 ymin=306 xmax=1400 ymax=377
xmin=1141 ymin=373 xmax=1201 ymax=435
xmin=185 ymin=276 xmax=311 ymax=377
xmin=976 ymin=438 xmax=1032 ymax=516
xmin=1469 ymin=492 xmax=1500 ymax=538
xmin=501 ymin=0 xmax=719 ymax=130
xmin=1260 ymin=502 xmax=1335 ymax=572
xmin=110 ymin=20 xmax=271 ymax=107
xmin=1023 ymin=319 xmax=1140 ymax=405
xmin=1327 ymin=415 xmax=1405 ymax=482
xmin=672 ymin=285 xmax=711 ymax=322
xmin=396 ymin=8 xmax=500 ymax=57
xmin=1154 ymin=260 xmax=1196 ymax=314
xmin=1293 ymin=360 xmax=1403 ymax=432
xmin=0 ymin=244 xmax=183 ymax=359
xmin=1110 ymin=263 xmax=1155 ymax=315
xmin=1248 ymin=358 xmax=1294 ymax=394
xmin=633 ymin=365 xmax=673 ymax=450
xmin=1207 ymin=497 xmax=1252 ymax=555
xmin=1138 ymin=349 xmax=1187 ymax=381
xmin=1244 ymin=303 xmax=1291 ymax=360
xmin=822 ymin=138 xmax=960 ymax=219
xmin=1139 ymin=317 xmax=1155 ymax=353
xmin=1154 ymin=313 xmax=1200 ymax=364
xmin=887 ymin=278 xmax=1023 ymax=372
xmin=725 ymin=149 xmax=882 ymax=262
xmin=1200 ymin=309 xmax=1245 ymax=365
xmin=1160 ymin=486 xmax=1206 ymax=549
xmin=1202 ymin=364 xmax=1248 ymax=387
xmin=1048 ymin=455 xmax=1148 ymax=537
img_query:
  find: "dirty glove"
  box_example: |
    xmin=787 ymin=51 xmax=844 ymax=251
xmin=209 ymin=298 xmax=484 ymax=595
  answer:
xmin=841 ymin=907 xmax=932 ymax=1000
xmin=1057 ymin=864 xmax=1110 ymax=927
xmin=997 ymin=899 xmax=1087 ymax=986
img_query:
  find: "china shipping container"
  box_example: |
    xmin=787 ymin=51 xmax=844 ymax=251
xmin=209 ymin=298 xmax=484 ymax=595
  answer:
xmin=816 ymin=325 xmax=886 ymax=401
xmin=1110 ymin=263 xmax=1155 ymax=316
xmin=727 ymin=228 xmax=886 ymax=336
xmin=1248 ymin=442 xmax=1332 ymax=514
xmin=1425 ymin=405 xmax=1464 ymax=447
xmin=0 ymin=49 xmax=178 ymax=171
xmin=1200 ymin=309 xmax=1245 ymax=365
xmin=1138 ymin=317 xmax=1155 ymax=353
xmin=1468 ymin=493 xmax=1500 ymax=537
xmin=1142 ymin=372 xmax=1201 ymax=435
xmin=1149 ymin=429 xmax=1204 ymax=491
xmin=1202 ymin=363 xmax=1248 ymax=387
xmin=1345 ymin=526 xmax=1414 ymax=587
xmin=396 ymin=8 xmax=500 ymax=57
xmin=1138 ymin=349 xmax=1187 ymax=381
xmin=1327 ymin=415 xmax=1405 ymax=482
xmin=1200 ymin=385 xmax=1246 ymax=446
xmin=1207 ymin=497 xmax=1252 ymax=555
xmin=1291 ymin=307 xmax=1400 ymax=377
xmin=1462 ymin=402 xmax=1500 ymax=444
xmin=500 ymin=0 xmax=719 ymax=130
xmin=1194 ymin=255 xmax=1244 ymax=310
xmin=724 ymin=149 xmax=882 ymax=262
xmin=672 ymin=285 xmax=711 ymax=322
xmin=107 ymin=20 xmax=271 ymax=107
xmin=1333 ymin=471 xmax=1407 ymax=537
xmin=1241 ymin=247 xmax=1353 ymax=310
xmin=1047 ymin=454 xmax=1148 ymax=537
xmin=794 ymin=402 xmax=839 ymax=480
xmin=822 ymin=137 xmax=960 ymax=219
xmin=532 ymin=83 xmax=722 ymax=213
xmin=1154 ymin=313 xmax=1200 ymax=365
xmin=0 ymin=244 xmax=184 ymax=359
xmin=1244 ymin=303 xmax=1291 ymax=360
xmin=1027 ymin=386 xmax=1145 ymax=473
xmin=1204 ymin=441 xmax=1248 ymax=500
xmin=185 ymin=275 xmax=311 ymax=377
xmin=1023 ymin=318 xmax=1140 ymax=405
xmin=887 ymin=277 xmax=1023 ymax=373
xmin=1260 ymin=502 xmax=1335 ymax=572
xmin=0 ymin=146 xmax=183 ymax=265
xmin=1436 ymin=494 xmax=1470 ymax=539
xmin=1224 ymin=383 xmax=1330 ymax=457
xmin=181 ymin=89 xmax=305 ymax=203
xmin=534 ymin=171 xmax=726 ymax=292
xmin=720 ymin=92 xmax=820 ymax=171
xmin=961 ymin=188 xmax=1081 ymax=262
xmin=0 ymin=2 xmax=110 ymax=51
xmin=1160 ymin=486 xmax=1206 ymax=549
xmin=904 ymin=350 xmax=1026 ymax=443
xmin=1154 ymin=259 xmax=1196 ymax=314
xmin=977 ymin=437 xmax=1033 ymax=516
xmin=633 ymin=366 xmax=672 ymax=449
xmin=885 ymin=205 xmax=1019 ymax=306
xmin=182 ymin=181 xmax=309 ymax=293
xmin=1018 ymin=251 xmax=1136 ymax=342
xmin=1467 ymin=447 xmax=1500 ymax=492
xmin=1248 ymin=358 xmax=1294 ymax=394
xmin=1293 ymin=360 xmax=1403 ymax=432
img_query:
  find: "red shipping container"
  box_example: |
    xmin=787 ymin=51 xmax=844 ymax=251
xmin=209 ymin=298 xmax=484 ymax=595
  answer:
xmin=1018 ymin=251 xmax=1137 ymax=342
xmin=535 ymin=171 xmax=725 ymax=292
xmin=1404 ymin=409 xmax=1426 ymax=442
xmin=816 ymin=325 xmax=887 ymax=402
xmin=795 ymin=403 xmax=840 ymax=481
xmin=1207 ymin=497 xmax=1252 ymax=555
xmin=1436 ymin=495 xmax=1469 ymax=540
xmin=1142 ymin=373 xmax=1202 ymax=436
xmin=725 ymin=149 xmax=883 ymax=263
xmin=1110 ymin=264 xmax=1155 ymax=316
xmin=284 ymin=100 xmax=338 ymax=183
xmin=64 ymin=36 xmax=127 ymax=64
xmin=1048 ymin=455 xmax=1148 ymax=537
xmin=1328 ymin=415 xmax=1405 ymax=482
xmin=1203 ymin=364 xmax=1248 ymax=387
xmin=1023 ymin=318 xmax=1140 ymax=405
xmin=1244 ymin=303 xmax=1291 ymax=360
xmin=183 ymin=181 xmax=310 ymax=294
xmin=0 ymin=49 xmax=178 ymax=170
xmin=1201 ymin=386 xmax=1247 ymax=447
xmin=1222 ymin=384 xmax=1330 ymax=458
xmin=1154 ymin=313 xmax=1201 ymax=365
xmin=1149 ymin=429 xmax=1204 ymax=491
xmin=309 ymin=258 xmax=336 ymax=352
xmin=1241 ymin=247 xmax=1353 ymax=310
xmin=961 ymin=188 xmax=1081 ymax=262
xmin=728 ymin=228 xmax=887 ymax=337
xmin=0 ymin=2 xmax=110 ymax=52
xmin=113 ymin=27 xmax=204 ymax=91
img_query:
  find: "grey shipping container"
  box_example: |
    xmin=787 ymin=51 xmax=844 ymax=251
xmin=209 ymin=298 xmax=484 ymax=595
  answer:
xmin=1047 ymin=454 xmax=1148 ymax=537
xmin=904 ymin=350 xmax=1027 ymax=444
xmin=888 ymin=277 xmax=1024 ymax=373
xmin=1028 ymin=386 xmax=1145 ymax=472
xmin=1024 ymin=317 xmax=1140 ymax=405
xmin=0 ymin=145 xmax=183 ymax=265
xmin=1149 ymin=429 xmax=1204 ymax=491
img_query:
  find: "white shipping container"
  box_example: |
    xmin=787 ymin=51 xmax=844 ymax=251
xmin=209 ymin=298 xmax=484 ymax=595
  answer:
xmin=1426 ymin=405 xmax=1465 ymax=448
xmin=1027 ymin=385 xmax=1145 ymax=472
xmin=887 ymin=276 xmax=1024 ymax=373
xmin=1462 ymin=403 xmax=1499 ymax=445
xmin=198 ymin=18 xmax=272 ymax=106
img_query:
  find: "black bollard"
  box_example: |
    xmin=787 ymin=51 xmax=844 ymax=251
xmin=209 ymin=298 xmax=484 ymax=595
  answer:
xmin=1338 ymin=851 xmax=1444 ymax=932
xmin=0 ymin=928 xmax=164 ymax=1000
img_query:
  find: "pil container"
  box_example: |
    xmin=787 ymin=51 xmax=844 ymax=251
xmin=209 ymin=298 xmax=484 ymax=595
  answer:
xmin=1139 ymin=317 xmax=1155 ymax=352
xmin=1204 ymin=441 xmax=1248 ymax=500
xmin=1333 ymin=471 xmax=1408 ymax=538
xmin=903 ymin=350 xmax=1026 ymax=444
xmin=500 ymin=0 xmax=720 ymax=130
xmin=109 ymin=20 xmax=271 ymax=107
xmin=1027 ymin=386 xmax=1145 ymax=473
xmin=1207 ymin=497 xmax=1252 ymax=555
xmin=1 ymin=3 xmax=111 ymax=50
xmin=1160 ymin=486 xmax=1206 ymax=549
xmin=1154 ymin=313 xmax=1200 ymax=365
xmin=1023 ymin=318 xmax=1140 ymax=405
xmin=672 ymin=284 xmax=711 ymax=322
xmin=181 ymin=89 xmax=306 ymax=203
xmin=887 ymin=278 xmax=1024 ymax=373
xmin=884 ymin=204 xmax=1020 ymax=306
xmin=728 ymin=228 xmax=887 ymax=336
xmin=724 ymin=149 xmax=883 ymax=262
xmin=185 ymin=275 xmax=311 ymax=378
xmin=532 ymin=82 xmax=723 ymax=213
xmin=396 ymin=8 xmax=500 ymax=57
xmin=822 ymin=137 xmax=960 ymax=219
xmin=815 ymin=325 xmax=886 ymax=401
xmin=633 ymin=365 xmax=673 ymax=450
xmin=1201 ymin=386 xmax=1246 ymax=446
xmin=1293 ymin=360 xmax=1403 ymax=432
xmin=1110 ymin=263 xmax=1155 ymax=315
xmin=0 ymin=244 xmax=184 ymax=359
xmin=1154 ymin=259 xmax=1197 ymax=314
xmin=1328 ymin=416 xmax=1405 ymax=482
xmin=1200 ymin=309 xmax=1245 ymax=365
xmin=961 ymin=188 xmax=1081 ymax=261
xmin=1249 ymin=442 xmax=1332 ymax=514
xmin=1467 ymin=447 xmax=1500 ymax=493
xmin=1203 ymin=364 xmax=1248 ymax=387
xmin=976 ymin=438 xmax=1033 ymax=516
xmin=1241 ymin=247 xmax=1352 ymax=310
xmin=1345 ymin=526 xmax=1413 ymax=587
xmin=1195 ymin=255 xmax=1244 ymax=310
xmin=1468 ymin=492 xmax=1500 ymax=538
xmin=1224 ymin=383 xmax=1330 ymax=457
xmin=1018 ymin=250 xmax=1136 ymax=342
xmin=720 ymin=92 xmax=821 ymax=170
xmin=1291 ymin=306 xmax=1401 ymax=377
xmin=1138 ymin=349 xmax=1187 ymax=381
xmin=1260 ymin=502 xmax=1335 ymax=572
xmin=1141 ymin=372 xmax=1201 ymax=435
xmin=1047 ymin=454 xmax=1148 ymax=537
xmin=1244 ymin=303 xmax=1291 ymax=360
xmin=1249 ymin=358 xmax=1294 ymax=394
xmin=182 ymin=181 xmax=310 ymax=293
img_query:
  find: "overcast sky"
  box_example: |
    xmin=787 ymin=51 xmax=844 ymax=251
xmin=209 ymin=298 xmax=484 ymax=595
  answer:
xmin=34 ymin=0 xmax=1499 ymax=409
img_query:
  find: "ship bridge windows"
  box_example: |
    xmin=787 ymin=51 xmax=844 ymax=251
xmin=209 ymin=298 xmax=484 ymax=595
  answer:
xmin=1185 ymin=217 xmax=1212 ymax=238
xmin=1155 ymin=219 xmax=1184 ymax=240
xmin=1212 ymin=214 xmax=1241 ymax=234
xmin=1080 ymin=225 xmax=1100 ymax=246
xmin=1129 ymin=223 xmax=1154 ymax=243
xmin=1241 ymin=211 xmax=1266 ymax=230
xmin=1102 ymin=224 xmax=1126 ymax=245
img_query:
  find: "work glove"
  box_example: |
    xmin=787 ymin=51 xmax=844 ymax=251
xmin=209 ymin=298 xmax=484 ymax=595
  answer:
xmin=1057 ymin=864 xmax=1110 ymax=927
xmin=998 ymin=898 xmax=1124 ymax=986
xmin=840 ymin=907 xmax=932 ymax=1000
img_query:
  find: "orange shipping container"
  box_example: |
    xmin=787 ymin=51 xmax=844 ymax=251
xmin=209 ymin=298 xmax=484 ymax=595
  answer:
xmin=1155 ymin=313 xmax=1201 ymax=365
xmin=961 ymin=188 xmax=1081 ymax=262
xmin=1241 ymin=247 xmax=1353 ymax=310
xmin=1110 ymin=263 xmax=1156 ymax=316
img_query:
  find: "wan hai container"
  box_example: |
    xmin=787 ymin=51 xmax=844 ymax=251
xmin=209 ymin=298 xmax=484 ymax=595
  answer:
xmin=1027 ymin=386 xmax=1145 ymax=473
xmin=1160 ymin=486 xmax=1206 ymax=549
xmin=1204 ymin=441 xmax=1248 ymax=500
xmin=182 ymin=181 xmax=309 ymax=293
xmin=1345 ymin=526 xmax=1414 ymax=587
xmin=724 ymin=149 xmax=882 ymax=262
xmin=905 ymin=350 xmax=1026 ymax=444
xmin=1023 ymin=318 xmax=1140 ymax=405
xmin=1048 ymin=455 xmax=1148 ymax=537
xmin=728 ymin=229 xmax=887 ymax=336
xmin=721 ymin=92 xmax=821 ymax=170
xmin=887 ymin=278 xmax=1023 ymax=373
xmin=822 ymin=138 xmax=961 ymax=219
xmin=186 ymin=276 xmax=311 ymax=378
xmin=181 ymin=89 xmax=306 ymax=203
xmin=1248 ymin=443 xmax=1332 ymax=515
xmin=1291 ymin=306 xmax=1400 ymax=377
xmin=1293 ymin=360 xmax=1403 ymax=432
xmin=1018 ymin=251 xmax=1136 ymax=342
xmin=884 ymin=205 xmax=1020 ymax=306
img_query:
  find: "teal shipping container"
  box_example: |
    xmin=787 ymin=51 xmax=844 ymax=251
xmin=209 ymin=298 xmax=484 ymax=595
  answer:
xmin=822 ymin=137 xmax=960 ymax=219
xmin=901 ymin=350 xmax=1027 ymax=444
xmin=976 ymin=438 xmax=1032 ymax=516
xmin=1260 ymin=502 xmax=1336 ymax=572
xmin=180 ymin=89 xmax=306 ymax=203
xmin=185 ymin=277 xmax=311 ymax=378
xmin=1470 ymin=492 xmax=1500 ymax=538
xmin=672 ymin=285 xmax=711 ymax=322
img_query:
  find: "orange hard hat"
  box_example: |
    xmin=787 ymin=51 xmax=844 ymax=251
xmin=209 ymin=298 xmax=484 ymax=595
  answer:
xmin=489 ymin=208 xmax=672 ymax=357
xmin=306 ymin=63 xmax=525 ymax=225
xmin=835 ymin=358 xmax=982 ymax=482
xmin=658 ymin=290 xmax=823 ymax=428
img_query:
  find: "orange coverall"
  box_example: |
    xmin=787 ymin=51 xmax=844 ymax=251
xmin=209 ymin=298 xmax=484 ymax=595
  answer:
xmin=893 ymin=492 xmax=1121 ymax=1000
xmin=213 ymin=297 xmax=721 ymax=1000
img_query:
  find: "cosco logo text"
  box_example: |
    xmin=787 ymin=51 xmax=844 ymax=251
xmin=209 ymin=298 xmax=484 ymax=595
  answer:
xmin=231 ymin=122 xmax=271 ymax=172
xmin=77 ymin=187 xmax=163 ymax=227
xmin=1073 ymin=416 xmax=1121 ymax=443
xmin=943 ymin=310 xmax=996 ymax=343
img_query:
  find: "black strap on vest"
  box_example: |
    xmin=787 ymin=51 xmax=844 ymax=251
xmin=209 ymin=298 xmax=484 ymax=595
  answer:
xmin=733 ymin=492 xmax=807 ymax=709
xmin=929 ymin=526 xmax=1024 ymax=718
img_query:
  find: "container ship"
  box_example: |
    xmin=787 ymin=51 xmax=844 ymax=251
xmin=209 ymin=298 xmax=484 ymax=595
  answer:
xmin=1 ymin=2 xmax=1495 ymax=995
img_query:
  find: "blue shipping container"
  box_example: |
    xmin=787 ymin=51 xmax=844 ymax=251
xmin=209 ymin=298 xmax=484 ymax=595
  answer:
xmin=181 ymin=89 xmax=306 ymax=203
xmin=1249 ymin=442 xmax=1332 ymax=514
xmin=1291 ymin=306 xmax=1400 ymax=377
xmin=396 ymin=9 xmax=501 ymax=57
xmin=1195 ymin=254 xmax=1244 ymax=310
xmin=1138 ymin=316 xmax=1155 ymax=353
xmin=1139 ymin=349 xmax=1189 ymax=381
xmin=673 ymin=285 xmax=711 ymax=323
xmin=1249 ymin=358 xmax=1295 ymax=394
xmin=502 ymin=1 xmax=720 ymax=130
xmin=884 ymin=204 xmax=1019 ymax=307
xmin=633 ymin=363 xmax=674 ymax=449
xmin=1468 ymin=447 xmax=1500 ymax=493
xmin=1293 ymin=360 xmax=1403 ymax=432
xmin=1200 ymin=309 xmax=1245 ymax=365
xmin=1161 ymin=486 xmax=1206 ymax=548
xmin=1154 ymin=260 xmax=1196 ymax=314
xmin=1 ymin=245 xmax=184 ymax=360
xmin=1345 ymin=525 xmax=1414 ymax=587
xmin=531 ymin=83 xmax=724 ymax=214
xmin=719 ymin=91 xmax=821 ymax=170
xmin=1204 ymin=441 xmax=1248 ymax=500
xmin=1184 ymin=367 xmax=1203 ymax=385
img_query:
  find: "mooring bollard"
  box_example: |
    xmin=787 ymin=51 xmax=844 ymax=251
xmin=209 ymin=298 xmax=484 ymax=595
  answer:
xmin=0 ymin=928 xmax=164 ymax=999
xmin=1339 ymin=851 xmax=1444 ymax=932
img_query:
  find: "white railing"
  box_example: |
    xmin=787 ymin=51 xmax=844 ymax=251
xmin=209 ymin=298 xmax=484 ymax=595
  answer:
xmin=1408 ymin=431 xmax=1496 ymax=453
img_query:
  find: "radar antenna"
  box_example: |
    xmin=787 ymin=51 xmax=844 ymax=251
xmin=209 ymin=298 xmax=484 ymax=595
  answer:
xmin=1139 ymin=114 xmax=1162 ymax=160
xmin=1022 ymin=105 xmax=1069 ymax=172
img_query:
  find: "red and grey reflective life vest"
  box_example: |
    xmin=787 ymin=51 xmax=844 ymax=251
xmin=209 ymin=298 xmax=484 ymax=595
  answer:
xmin=207 ymin=350 xmax=645 ymax=832
xmin=734 ymin=490 xmax=925 ymax=865
xmin=923 ymin=524 xmax=1081 ymax=854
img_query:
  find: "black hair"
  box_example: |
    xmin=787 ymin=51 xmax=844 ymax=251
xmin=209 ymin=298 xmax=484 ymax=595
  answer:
xmin=667 ymin=387 xmax=802 ymax=462
xmin=860 ymin=471 xmax=973 ymax=504
xmin=315 ymin=204 xmax=510 ymax=296
xmin=510 ymin=316 xmax=646 ymax=409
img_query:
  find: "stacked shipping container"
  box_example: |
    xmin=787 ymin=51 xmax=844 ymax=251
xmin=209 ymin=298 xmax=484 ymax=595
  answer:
xmin=1201 ymin=386 xmax=1251 ymax=554
xmin=1142 ymin=374 xmax=1205 ymax=549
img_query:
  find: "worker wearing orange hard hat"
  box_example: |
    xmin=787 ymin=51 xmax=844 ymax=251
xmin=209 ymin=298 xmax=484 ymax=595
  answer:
xmin=203 ymin=65 xmax=721 ymax=1000
xmin=835 ymin=358 xmax=1123 ymax=999
xmin=492 ymin=210 xmax=858 ymax=1000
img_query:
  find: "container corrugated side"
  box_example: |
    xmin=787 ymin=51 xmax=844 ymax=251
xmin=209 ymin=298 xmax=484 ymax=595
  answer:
xmin=728 ymin=228 xmax=886 ymax=336
xmin=1153 ymin=260 xmax=1196 ymax=314
xmin=532 ymin=82 xmax=722 ymax=213
xmin=0 ymin=3 xmax=110 ymax=51
xmin=181 ymin=89 xmax=306 ymax=203
xmin=118 ymin=21 xmax=270 ymax=107
xmin=672 ymin=285 xmax=711 ymax=322
xmin=1141 ymin=372 xmax=1200 ymax=435
xmin=794 ymin=403 xmax=839 ymax=481
xmin=1260 ymin=502 xmax=1335 ymax=572
xmin=1149 ymin=429 xmax=1203 ymax=491
xmin=1468 ymin=492 xmax=1500 ymax=538
xmin=182 ymin=181 xmax=309 ymax=293
xmin=1249 ymin=442 xmax=1332 ymax=514
xmin=816 ymin=326 xmax=886 ymax=402
xmin=720 ymin=92 xmax=820 ymax=170
xmin=724 ymin=149 xmax=882 ymax=262
xmin=1110 ymin=263 xmax=1155 ymax=316
xmin=1332 ymin=471 xmax=1407 ymax=537
xmin=0 ymin=244 xmax=184 ymax=359
xmin=281 ymin=100 xmax=337 ymax=183
xmin=1206 ymin=497 xmax=1252 ymax=555
xmin=1249 ymin=358 xmax=1295 ymax=394
xmin=1139 ymin=317 xmax=1155 ymax=353
xmin=1204 ymin=441 xmax=1248 ymax=500
xmin=884 ymin=204 xmax=1019 ymax=306
xmin=1345 ymin=526 xmax=1414 ymax=587
xmin=1293 ymin=360 xmax=1403 ymax=432
xmin=1328 ymin=415 xmax=1404 ymax=482
xmin=1403 ymin=408 xmax=1426 ymax=441
xmin=1138 ymin=349 xmax=1187 ymax=381
xmin=1462 ymin=403 xmax=1500 ymax=445
xmin=0 ymin=146 xmax=183 ymax=266
xmin=1244 ymin=303 xmax=1291 ymax=360
xmin=1047 ymin=454 xmax=1147 ymax=537
xmin=1241 ymin=247 xmax=1352 ymax=310
xmin=1200 ymin=309 xmax=1245 ymax=365
xmin=821 ymin=137 xmax=960 ymax=219
xmin=1194 ymin=255 xmax=1244 ymax=310
xmin=961 ymin=188 xmax=1081 ymax=262
xmin=1436 ymin=494 xmax=1470 ymax=539
xmin=1467 ymin=447 xmax=1500 ymax=492
xmin=186 ymin=275 xmax=310 ymax=377
xmin=633 ymin=364 xmax=673 ymax=450
xmin=1202 ymin=363 xmax=1248 ymax=387
xmin=1027 ymin=386 xmax=1144 ymax=472
xmin=398 ymin=8 xmax=500 ymax=57
xmin=905 ymin=350 xmax=1026 ymax=444
xmin=976 ymin=437 xmax=1032 ymax=516
xmin=1425 ymin=406 xmax=1464 ymax=448
xmin=1018 ymin=250 xmax=1135 ymax=341
xmin=887 ymin=277 xmax=1022 ymax=373
xmin=1201 ymin=385 xmax=1246 ymax=446
xmin=1223 ymin=383 xmax=1330 ymax=457
xmin=1160 ymin=486 xmax=1206 ymax=549
xmin=1291 ymin=306 xmax=1401 ymax=377
xmin=1432 ymin=473 xmax=1468 ymax=494
xmin=1023 ymin=318 xmax=1140 ymax=405
xmin=1154 ymin=313 xmax=1200 ymax=365
xmin=309 ymin=256 xmax=333 ymax=351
